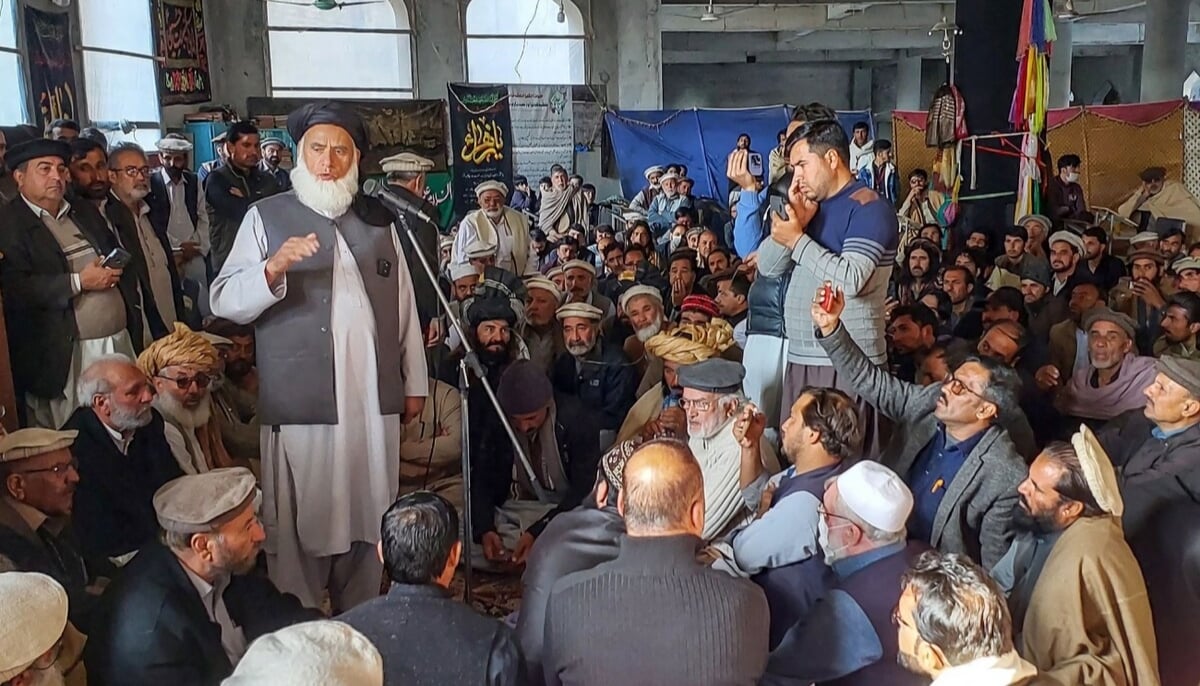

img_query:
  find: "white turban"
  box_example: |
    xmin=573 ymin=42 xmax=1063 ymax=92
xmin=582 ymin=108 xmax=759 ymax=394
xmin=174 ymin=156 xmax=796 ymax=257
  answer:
xmin=222 ymin=621 xmax=383 ymax=686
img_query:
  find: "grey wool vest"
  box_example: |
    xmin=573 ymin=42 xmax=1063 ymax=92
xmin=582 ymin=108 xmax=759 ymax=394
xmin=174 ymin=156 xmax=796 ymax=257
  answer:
xmin=254 ymin=192 xmax=405 ymax=426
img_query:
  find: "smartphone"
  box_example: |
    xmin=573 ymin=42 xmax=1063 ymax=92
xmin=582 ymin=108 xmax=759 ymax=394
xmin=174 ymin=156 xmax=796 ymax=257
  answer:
xmin=101 ymin=247 xmax=132 ymax=270
xmin=748 ymin=152 xmax=764 ymax=178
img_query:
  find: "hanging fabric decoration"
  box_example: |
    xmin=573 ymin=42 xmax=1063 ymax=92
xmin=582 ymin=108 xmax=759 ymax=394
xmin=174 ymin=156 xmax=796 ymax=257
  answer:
xmin=1010 ymin=0 xmax=1056 ymax=220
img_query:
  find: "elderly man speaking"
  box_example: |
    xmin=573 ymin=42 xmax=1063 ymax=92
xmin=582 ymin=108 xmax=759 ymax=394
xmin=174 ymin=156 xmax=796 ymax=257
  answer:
xmin=210 ymin=102 xmax=428 ymax=612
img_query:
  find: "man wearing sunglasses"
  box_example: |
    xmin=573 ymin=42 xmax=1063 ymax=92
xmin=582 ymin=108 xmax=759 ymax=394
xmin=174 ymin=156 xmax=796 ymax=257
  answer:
xmin=812 ymin=285 xmax=1028 ymax=570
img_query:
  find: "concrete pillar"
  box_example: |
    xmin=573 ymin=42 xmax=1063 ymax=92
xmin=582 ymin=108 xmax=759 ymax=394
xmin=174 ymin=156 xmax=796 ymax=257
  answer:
xmin=414 ymin=0 xmax=465 ymax=99
xmin=852 ymin=66 xmax=873 ymax=110
xmin=1049 ymin=19 xmax=1074 ymax=108
xmin=895 ymin=55 xmax=923 ymax=111
xmin=588 ymin=0 xmax=620 ymax=103
xmin=616 ymin=0 xmax=661 ymax=109
xmin=1141 ymin=0 xmax=1189 ymax=102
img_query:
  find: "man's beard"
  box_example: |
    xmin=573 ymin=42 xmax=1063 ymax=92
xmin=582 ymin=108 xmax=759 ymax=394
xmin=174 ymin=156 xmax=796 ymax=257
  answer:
xmin=484 ymin=207 xmax=504 ymax=221
xmin=225 ymin=359 xmax=253 ymax=380
xmin=1091 ymin=350 xmax=1124 ymax=371
xmin=1011 ymin=498 xmax=1063 ymax=536
xmin=154 ymin=391 xmax=213 ymax=429
xmin=567 ymin=340 xmax=596 ymax=357
xmin=910 ymin=267 xmax=925 ymax=278
xmin=166 ymin=165 xmax=184 ymax=182
xmin=478 ymin=340 xmax=510 ymax=366
xmin=897 ymin=650 xmax=931 ymax=678
xmin=291 ymin=161 xmax=358 ymax=217
xmin=690 ymin=413 xmax=731 ymax=441
xmin=635 ymin=317 xmax=663 ymax=342
xmin=110 ymin=400 xmax=153 ymax=432
xmin=212 ymin=534 xmax=259 ymax=576
xmin=75 ymin=182 xmax=110 ymax=201
xmin=128 ymin=185 xmax=150 ymax=201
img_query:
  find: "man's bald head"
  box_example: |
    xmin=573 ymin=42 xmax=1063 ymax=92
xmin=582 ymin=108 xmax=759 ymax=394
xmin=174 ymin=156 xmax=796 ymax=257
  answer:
xmin=619 ymin=439 xmax=705 ymax=536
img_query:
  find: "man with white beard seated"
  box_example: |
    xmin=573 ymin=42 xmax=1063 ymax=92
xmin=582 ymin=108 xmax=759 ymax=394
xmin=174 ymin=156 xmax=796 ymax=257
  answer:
xmin=137 ymin=322 xmax=240 ymax=475
xmin=452 ymin=180 xmax=538 ymax=276
xmin=619 ymin=285 xmax=672 ymax=392
xmin=0 ymin=572 xmax=75 ymax=686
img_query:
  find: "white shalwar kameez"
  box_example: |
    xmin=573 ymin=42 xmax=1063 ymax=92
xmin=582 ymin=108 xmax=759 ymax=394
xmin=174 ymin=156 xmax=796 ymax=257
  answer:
xmin=210 ymin=204 xmax=428 ymax=611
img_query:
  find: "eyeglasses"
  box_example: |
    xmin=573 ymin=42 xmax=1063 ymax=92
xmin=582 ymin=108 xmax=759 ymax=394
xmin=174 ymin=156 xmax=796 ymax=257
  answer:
xmin=678 ymin=397 xmax=715 ymax=412
xmin=942 ymin=374 xmax=986 ymax=402
xmin=157 ymin=373 xmax=212 ymax=390
xmin=14 ymin=459 xmax=78 ymax=477
xmin=117 ymin=166 xmax=152 ymax=178
xmin=815 ymin=503 xmax=858 ymax=526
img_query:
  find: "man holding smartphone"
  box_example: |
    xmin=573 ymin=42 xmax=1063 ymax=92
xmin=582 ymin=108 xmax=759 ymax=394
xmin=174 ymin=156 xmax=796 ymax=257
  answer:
xmin=0 ymin=139 xmax=135 ymax=428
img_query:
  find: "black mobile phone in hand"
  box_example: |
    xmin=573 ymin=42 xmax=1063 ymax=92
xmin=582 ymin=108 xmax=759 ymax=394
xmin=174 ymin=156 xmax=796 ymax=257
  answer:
xmin=101 ymin=247 xmax=132 ymax=269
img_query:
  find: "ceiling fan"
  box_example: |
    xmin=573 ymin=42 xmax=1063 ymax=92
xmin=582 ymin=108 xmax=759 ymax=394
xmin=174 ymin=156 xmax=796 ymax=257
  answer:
xmin=699 ymin=0 xmax=759 ymax=23
xmin=267 ymin=0 xmax=387 ymax=10
xmin=1055 ymin=0 xmax=1145 ymax=22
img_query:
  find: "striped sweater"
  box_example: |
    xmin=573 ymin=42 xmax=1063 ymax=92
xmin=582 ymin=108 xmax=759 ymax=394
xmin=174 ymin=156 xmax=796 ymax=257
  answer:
xmin=757 ymin=179 xmax=898 ymax=366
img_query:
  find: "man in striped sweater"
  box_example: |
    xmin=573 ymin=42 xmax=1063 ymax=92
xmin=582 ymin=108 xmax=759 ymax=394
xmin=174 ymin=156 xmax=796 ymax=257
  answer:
xmin=756 ymin=119 xmax=899 ymax=447
xmin=542 ymin=439 xmax=769 ymax=686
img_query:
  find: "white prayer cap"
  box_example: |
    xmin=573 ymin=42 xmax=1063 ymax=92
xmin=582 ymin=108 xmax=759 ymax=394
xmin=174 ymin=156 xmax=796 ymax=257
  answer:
xmin=448 ymin=262 xmax=478 ymax=282
xmin=561 ymin=259 xmax=596 ymax=276
xmin=1069 ymin=424 xmax=1124 ymax=517
xmin=474 ymin=180 xmax=508 ymax=197
xmin=525 ymin=275 xmax=563 ymax=303
xmin=222 ymin=621 xmax=383 ymax=686
xmin=643 ymin=165 xmax=664 ymax=179
xmin=833 ymin=461 xmax=913 ymax=533
xmin=658 ymin=172 xmax=680 ymax=183
xmin=464 ymin=240 xmax=498 ymax=260
xmin=618 ymin=284 xmax=663 ymax=313
xmin=156 ymin=133 xmax=193 ymax=153
xmin=0 ymin=572 xmax=69 ymax=681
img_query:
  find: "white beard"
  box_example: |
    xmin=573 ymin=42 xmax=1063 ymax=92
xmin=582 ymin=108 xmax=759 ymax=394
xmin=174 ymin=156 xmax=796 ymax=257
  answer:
xmin=154 ymin=392 xmax=213 ymax=429
xmin=484 ymin=208 xmax=504 ymax=221
xmin=291 ymin=160 xmax=359 ymax=217
xmin=635 ymin=317 xmax=663 ymax=342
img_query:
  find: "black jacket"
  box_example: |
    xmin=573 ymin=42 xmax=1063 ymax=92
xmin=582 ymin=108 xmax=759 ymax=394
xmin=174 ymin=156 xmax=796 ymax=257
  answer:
xmin=0 ymin=196 xmax=123 ymax=399
xmin=84 ymin=541 xmax=319 ymax=686
xmin=0 ymin=499 xmax=96 ymax=632
xmin=64 ymin=406 xmax=184 ymax=561
xmin=1097 ymin=410 xmax=1200 ymax=541
xmin=103 ymin=193 xmax=186 ymax=339
xmin=550 ymin=339 xmax=637 ymax=431
xmin=339 ymin=584 xmax=525 ymax=686
xmin=205 ymin=163 xmax=280 ymax=274
xmin=471 ymin=393 xmax=603 ymax=541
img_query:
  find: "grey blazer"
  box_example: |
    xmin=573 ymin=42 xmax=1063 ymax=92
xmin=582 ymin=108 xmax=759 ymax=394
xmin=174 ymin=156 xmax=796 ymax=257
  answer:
xmin=817 ymin=323 xmax=1027 ymax=568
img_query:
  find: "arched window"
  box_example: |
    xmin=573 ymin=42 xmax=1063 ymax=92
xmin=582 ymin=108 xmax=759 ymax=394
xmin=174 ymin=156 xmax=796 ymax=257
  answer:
xmin=266 ymin=0 xmax=414 ymax=99
xmin=465 ymin=0 xmax=585 ymax=85
xmin=80 ymin=0 xmax=161 ymax=146
xmin=0 ymin=1 xmax=24 ymax=125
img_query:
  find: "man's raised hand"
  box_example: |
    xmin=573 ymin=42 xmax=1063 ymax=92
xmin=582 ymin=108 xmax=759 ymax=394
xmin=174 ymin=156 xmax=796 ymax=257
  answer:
xmin=265 ymin=233 xmax=320 ymax=287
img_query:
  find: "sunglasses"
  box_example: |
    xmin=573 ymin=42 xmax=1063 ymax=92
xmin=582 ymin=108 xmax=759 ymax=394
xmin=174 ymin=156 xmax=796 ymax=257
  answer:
xmin=157 ymin=373 xmax=212 ymax=390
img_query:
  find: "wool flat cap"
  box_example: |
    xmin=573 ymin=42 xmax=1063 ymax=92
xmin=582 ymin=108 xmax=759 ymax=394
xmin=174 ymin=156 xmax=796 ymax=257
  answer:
xmin=618 ymin=284 xmax=663 ymax=313
xmin=287 ymin=101 xmax=368 ymax=152
xmin=1172 ymin=257 xmax=1200 ymax=274
xmin=380 ymin=152 xmax=434 ymax=174
xmin=439 ymin=235 xmax=456 ymax=250
xmin=1083 ymin=307 xmax=1137 ymax=340
xmin=677 ymin=357 xmax=745 ymax=394
xmin=1158 ymin=355 xmax=1200 ymax=398
xmin=1048 ymin=230 xmax=1084 ymax=254
xmin=1017 ymin=214 xmax=1052 ymax=232
xmin=1070 ymin=424 xmax=1124 ymax=518
xmin=1018 ymin=259 xmax=1053 ymax=287
xmin=1130 ymin=231 xmax=1160 ymax=245
xmin=156 ymin=134 xmax=193 ymax=153
xmin=466 ymin=296 xmax=517 ymax=328
xmin=497 ymin=359 xmax=553 ymax=415
xmin=0 ymin=573 xmax=69 ymax=681
xmin=154 ymin=467 xmax=258 ymax=534
xmin=1139 ymin=166 xmax=1166 ymax=182
xmin=1128 ymin=247 xmax=1165 ymax=265
xmin=6 ymin=138 xmax=71 ymax=169
xmin=681 ymin=294 xmax=720 ymax=318
xmin=448 ymin=262 xmax=478 ymax=282
xmin=211 ymin=131 xmax=228 ymax=144
xmin=561 ymin=259 xmax=596 ymax=276
xmin=658 ymin=172 xmax=680 ymax=183
xmin=464 ymin=240 xmax=498 ymax=259
xmin=0 ymin=428 xmax=77 ymax=463
xmin=643 ymin=165 xmax=664 ymax=179
xmin=525 ymin=275 xmax=563 ymax=303
xmin=259 ymin=136 xmax=286 ymax=148
xmin=834 ymin=461 xmax=913 ymax=533
xmin=223 ymin=621 xmax=383 ymax=686
xmin=474 ymin=180 xmax=508 ymax=197
xmin=198 ymin=331 xmax=234 ymax=348
xmin=556 ymin=302 xmax=604 ymax=321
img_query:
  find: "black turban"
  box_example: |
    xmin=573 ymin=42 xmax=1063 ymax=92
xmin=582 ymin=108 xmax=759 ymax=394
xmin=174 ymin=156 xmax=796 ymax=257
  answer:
xmin=6 ymin=138 xmax=71 ymax=170
xmin=286 ymin=101 xmax=368 ymax=152
xmin=466 ymin=295 xmax=517 ymax=329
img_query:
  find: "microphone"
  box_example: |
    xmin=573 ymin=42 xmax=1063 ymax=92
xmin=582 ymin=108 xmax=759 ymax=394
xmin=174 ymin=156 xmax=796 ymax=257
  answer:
xmin=362 ymin=178 xmax=435 ymax=224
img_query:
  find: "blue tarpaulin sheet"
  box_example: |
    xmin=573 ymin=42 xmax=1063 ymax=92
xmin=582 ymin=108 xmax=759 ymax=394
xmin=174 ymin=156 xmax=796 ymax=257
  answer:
xmin=605 ymin=107 xmax=875 ymax=206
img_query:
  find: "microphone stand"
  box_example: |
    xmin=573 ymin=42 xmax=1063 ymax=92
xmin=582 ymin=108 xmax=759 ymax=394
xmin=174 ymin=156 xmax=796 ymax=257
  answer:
xmin=391 ymin=211 xmax=546 ymax=603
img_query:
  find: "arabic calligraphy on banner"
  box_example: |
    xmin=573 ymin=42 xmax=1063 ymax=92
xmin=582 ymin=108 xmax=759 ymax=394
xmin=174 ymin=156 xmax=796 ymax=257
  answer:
xmin=151 ymin=0 xmax=212 ymax=105
xmin=448 ymin=83 xmax=515 ymax=220
xmin=23 ymin=7 xmax=77 ymax=130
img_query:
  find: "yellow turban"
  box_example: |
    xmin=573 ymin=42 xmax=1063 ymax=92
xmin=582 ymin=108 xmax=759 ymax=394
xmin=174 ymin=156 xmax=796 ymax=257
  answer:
xmin=643 ymin=319 xmax=736 ymax=364
xmin=137 ymin=323 xmax=219 ymax=377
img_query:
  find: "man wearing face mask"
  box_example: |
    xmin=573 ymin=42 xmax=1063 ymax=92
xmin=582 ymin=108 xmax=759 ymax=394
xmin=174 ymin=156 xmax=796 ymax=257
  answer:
xmin=763 ymin=460 xmax=928 ymax=686
xmin=1044 ymin=154 xmax=1088 ymax=227
xmin=149 ymin=134 xmax=211 ymax=319
xmin=454 ymin=180 xmax=537 ymax=275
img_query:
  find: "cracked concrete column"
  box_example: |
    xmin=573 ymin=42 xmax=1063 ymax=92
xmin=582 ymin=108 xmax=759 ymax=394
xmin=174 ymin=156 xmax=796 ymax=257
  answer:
xmin=1049 ymin=18 xmax=1073 ymax=108
xmin=616 ymin=0 xmax=662 ymax=109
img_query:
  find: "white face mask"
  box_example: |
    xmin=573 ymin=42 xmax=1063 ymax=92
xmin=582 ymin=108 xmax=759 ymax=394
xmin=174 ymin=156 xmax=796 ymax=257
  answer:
xmin=817 ymin=516 xmax=852 ymax=566
xmin=1065 ymin=171 xmax=1080 ymax=184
